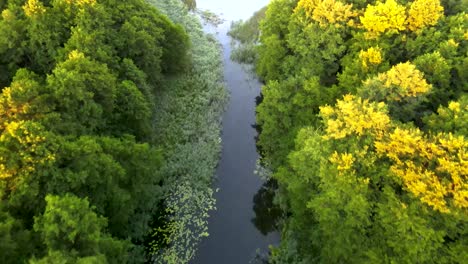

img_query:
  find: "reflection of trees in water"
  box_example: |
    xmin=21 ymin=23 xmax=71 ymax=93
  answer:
xmin=252 ymin=94 xmax=264 ymax=157
xmin=182 ymin=0 xmax=196 ymax=11
xmin=251 ymin=179 xmax=282 ymax=236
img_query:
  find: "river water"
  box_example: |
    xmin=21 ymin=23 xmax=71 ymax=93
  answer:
xmin=192 ymin=0 xmax=280 ymax=263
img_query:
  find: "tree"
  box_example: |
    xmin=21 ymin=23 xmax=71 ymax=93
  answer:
xmin=45 ymin=51 xmax=117 ymax=135
xmin=407 ymin=0 xmax=444 ymax=32
xmin=0 ymin=201 xmax=32 ymax=263
xmin=414 ymin=52 xmax=452 ymax=110
xmin=0 ymin=0 xmax=194 ymax=262
xmin=256 ymin=0 xmax=297 ymax=82
xmin=250 ymin=1 xmax=467 ymax=261
xmin=375 ymin=127 xmax=467 ymax=213
xmin=295 ymin=0 xmax=357 ymax=27
xmin=0 ymin=69 xmax=51 ymax=126
xmin=424 ymin=95 xmax=468 ymax=136
xmin=0 ymin=7 xmax=27 ymax=88
xmin=358 ymin=62 xmax=432 ymax=122
xmin=257 ymin=77 xmax=327 ymax=167
xmin=32 ymin=194 xmax=128 ymax=263
xmin=360 ymin=0 xmax=407 ymax=38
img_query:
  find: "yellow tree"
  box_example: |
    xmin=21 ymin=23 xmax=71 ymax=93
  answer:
xmin=320 ymin=94 xmax=391 ymax=140
xmin=375 ymin=128 xmax=467 ymax=214
xmin=362 ymin=62 xmax=431 ymax=101
xmin=0 ymin=121 xmax=56 ymax=182
xmin=360 ymin=0 xmax=406 ymax=37
xmin=359 ymin=46 xmax=383 ymax=69
xmin=295 ymin=0 xmax=357 ymax=27
xmin=407 ymin=0 xmax=444 ymax=32
xmin=22 ymin=0 xmax=46 ymax=18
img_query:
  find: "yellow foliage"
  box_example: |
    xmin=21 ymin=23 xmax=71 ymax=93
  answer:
xmin=365 ymin=62 xmax=431 ymax=101
xmin=296 ymin=0 xmax=357 ymax=27
xmin=447 ymin=39 xmax=459 ymax=47
xmin=0 ymin=89 xmax=33 ymax=128
xmin=330 ymin=152 xmax=355 ymax=171
xmin=68 ymin=50 xmax=86 ymax=60
xmin=320 ymin=94 xmax=391 ymax=140
xmin=23 ymin=0 xmax=46 ymax=17
xmin=375 ymin=128 xmax=468 ymax=213
xmin=2 ymin=9 xmax=16 ymax=21
xmin=360 ymin=0 xmax=406 ymax=37
xmin=448 ymin=101 xmax=461 ymax=112
xmin=407 ymin=0 xmax=444 ymax=31
xmin=65 ymin=0 xmax=96 ymax=6
xmin=359 ymin=46 xmax=383 ymax=69
xmin=0 ymin=122 xmax=55 ymax=180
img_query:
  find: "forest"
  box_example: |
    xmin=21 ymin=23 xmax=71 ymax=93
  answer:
xmin=229 ymin=0 xmax=467 ymax=263
xmin=0 ymin=0 xmax=226 ymax=263
xmin=1 ymin=0 xmax=467 ymax=263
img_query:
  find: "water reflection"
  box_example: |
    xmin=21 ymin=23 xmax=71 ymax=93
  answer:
xmin=191 ymin=2 xmax=279 ymax=263
xmin=251 ymin=179 xmax=282 ymax=236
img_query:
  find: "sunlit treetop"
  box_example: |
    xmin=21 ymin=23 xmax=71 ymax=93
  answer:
xmin=329 ymin=151 xmax=355 ymax=171
xmin=363 ymin=62 xmax=431 ymax=101
xmin=0 ymin=121 xmax=56 ymax=181
xmin=320 ymin=94 xmax=391 ymax=140
xmin=64 ymin=0 xmax=97 ymax=6
xmin=23 ymin=0 xmax=46 ymax=17
xmin=295 ymin=0 xmax=357 ymax=27
xmin=375 ymin=128 xmax=467 ymax=214
xmin=359 ymin=46 xmax=383 ymax=69
xmin=68 ymin=50 xmax=86 ymax=60
xmin=407 ymin=0 xmax=444 ymax=32
xmin=0 ymin=79 xmax=39 ymax=128
xmin=1 ymin=9 xmax=15 ymax=21
xmin=360 ymin=0 xmax=406 ymax=37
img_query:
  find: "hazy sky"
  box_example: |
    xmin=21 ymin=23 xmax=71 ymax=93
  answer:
xmin=197 ymin=0 xmax=270 ymax=21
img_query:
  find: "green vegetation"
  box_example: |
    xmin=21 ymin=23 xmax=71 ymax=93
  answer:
xmin=230 ymin=0 xmax=468 ymax=263
xmin=147 ymin=0 xmax=227 ymax=263
xmin=229 ymin=7 xmax=267 ymax=64
xmin=0 ymin=0 xmax=225 ymax=263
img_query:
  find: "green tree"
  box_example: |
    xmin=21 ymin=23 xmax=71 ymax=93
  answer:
xmin=0 ymin=201 xmax=32 ymax=263
xmin=45 ymin=51 xmax=117 ymax=135
xmin=0 ymin=0 xmax=193 ymax=262
xmin=0 ymin=69 xmax=51 ymax=126
xmin=256 ymin=0 xmax=297 ymax=81
xmin=0 ymin=7 xmax=27 ymax=87
xmin=32 ymin=194 xmax=128 ymax=263
xmin=250 ymin=1 xmax=468 ymax=262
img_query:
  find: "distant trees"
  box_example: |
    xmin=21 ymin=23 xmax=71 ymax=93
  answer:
xmin=231 ymin=0 xmax=468 ymax=262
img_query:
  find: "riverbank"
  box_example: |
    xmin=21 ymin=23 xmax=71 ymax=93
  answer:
xmin=148 ymin=1 xmax=227 ymax=263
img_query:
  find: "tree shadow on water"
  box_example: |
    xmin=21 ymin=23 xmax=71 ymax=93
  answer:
xmin=251 ymin=179 xmax=282 ymax=236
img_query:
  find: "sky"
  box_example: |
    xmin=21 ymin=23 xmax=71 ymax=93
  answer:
xmin=197 ymin=0 xmax=270 ymax=21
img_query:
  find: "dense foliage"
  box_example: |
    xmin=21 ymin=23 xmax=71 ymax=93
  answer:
xmin=231 ymin=0 xmax=467 ymax=263
xmin=0 ymin=0 xmax=225 ymax=263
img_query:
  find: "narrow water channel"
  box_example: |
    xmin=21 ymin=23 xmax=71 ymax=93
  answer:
xmin=192 ymin=0 xmax=280 ymax=263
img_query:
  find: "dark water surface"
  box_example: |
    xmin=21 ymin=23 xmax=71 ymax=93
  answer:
xmin=192 ymin=1 xmax=280 ymax=263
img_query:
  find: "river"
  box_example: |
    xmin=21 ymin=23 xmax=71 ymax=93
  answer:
xmin=192 ymin=0 xmax=280 ymax=263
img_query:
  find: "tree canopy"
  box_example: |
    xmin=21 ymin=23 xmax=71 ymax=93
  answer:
xmin=229 ymin=0 xmax=468 ymax=262
xmin=0 ymin=0 xmax=195 ymax=262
